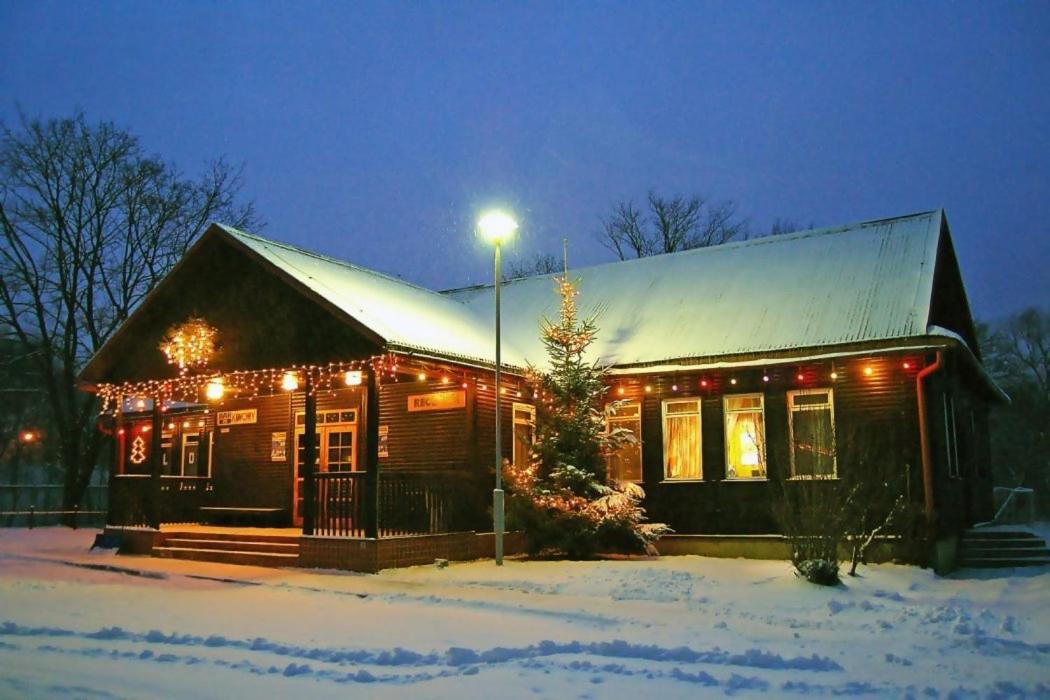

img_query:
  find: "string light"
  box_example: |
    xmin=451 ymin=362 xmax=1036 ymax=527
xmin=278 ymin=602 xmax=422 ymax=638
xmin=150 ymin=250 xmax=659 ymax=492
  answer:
xmin=730 ymin=378 xmax=737 ymax=385
xmin=617 ymin=386 xmax=625 ymax=396
xmin=830 ymin=371 xmax=839 ymax=380
xmin=762 ymin=374 xmax=770 ymax=383
xmin=902 ymin=361 xmax=911 ymax=370
xmin=700 ymin=379 xmax=708 ymax=388
xmin=863 ymin=366 xmax=874 ymax=377
xmin=797 ymin=373 xmax=805 ymax=382
xmin=644 ymin=385 xmax=652 ymax=393
xmin=417 ymin=372 xmax=427 ymax=381
xmin=671 ymin=384 xmax=678 ymax=392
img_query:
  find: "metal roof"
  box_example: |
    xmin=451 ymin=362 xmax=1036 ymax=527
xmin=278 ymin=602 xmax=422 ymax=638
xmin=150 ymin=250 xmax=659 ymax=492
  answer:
xmin=445 ymin=210 xmax=945 ymax=369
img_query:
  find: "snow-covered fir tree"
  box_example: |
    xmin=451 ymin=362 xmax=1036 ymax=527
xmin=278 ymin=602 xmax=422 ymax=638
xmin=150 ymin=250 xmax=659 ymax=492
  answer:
xmin=506 ymin=273 xmax=667 ymax=557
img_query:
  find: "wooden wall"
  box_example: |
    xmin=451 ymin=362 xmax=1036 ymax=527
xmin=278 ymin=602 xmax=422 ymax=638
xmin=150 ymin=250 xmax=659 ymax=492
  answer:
xmin=613 ymin=352 xmax=926 ymax=534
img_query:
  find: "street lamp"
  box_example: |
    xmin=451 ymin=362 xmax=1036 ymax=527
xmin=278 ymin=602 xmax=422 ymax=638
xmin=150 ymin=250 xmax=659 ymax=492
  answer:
xmin=478 ymin=209 xmax=518 ymax=566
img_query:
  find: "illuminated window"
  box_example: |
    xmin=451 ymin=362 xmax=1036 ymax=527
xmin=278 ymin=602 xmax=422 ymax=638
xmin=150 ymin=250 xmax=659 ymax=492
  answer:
xmin=724 ymin=394 xmax=766 ymax=480
xmin=512 ymin=403 xmax=536 ymax=468
xmin=607 ymin=401 xmax=642 ymax=482
xmin=662 ymin=399 xmax=702 ymax=480
xmin=787 ymin=389 xmax=837 ymax=478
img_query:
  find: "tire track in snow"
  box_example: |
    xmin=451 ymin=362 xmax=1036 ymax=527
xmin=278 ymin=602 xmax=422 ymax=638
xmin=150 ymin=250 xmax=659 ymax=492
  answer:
xmin=0 ymin=620 xmax=843 ymax=676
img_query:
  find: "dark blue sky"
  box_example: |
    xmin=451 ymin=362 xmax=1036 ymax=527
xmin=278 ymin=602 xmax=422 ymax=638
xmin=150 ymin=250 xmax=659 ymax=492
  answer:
xmin=2 ymin=1 xmax=1048 ymax=319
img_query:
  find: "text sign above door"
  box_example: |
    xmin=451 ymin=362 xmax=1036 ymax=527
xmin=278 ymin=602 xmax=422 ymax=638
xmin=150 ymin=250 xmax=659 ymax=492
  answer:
xmin=216 ymin=408 xmax=257 ymax=426
xmin=407 ymin=390 xmax=466 ymax=412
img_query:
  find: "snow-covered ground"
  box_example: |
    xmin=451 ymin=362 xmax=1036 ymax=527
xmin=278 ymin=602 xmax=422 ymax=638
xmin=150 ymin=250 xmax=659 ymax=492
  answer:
xmin=0 ymin=529 xmax=1047 ymax=699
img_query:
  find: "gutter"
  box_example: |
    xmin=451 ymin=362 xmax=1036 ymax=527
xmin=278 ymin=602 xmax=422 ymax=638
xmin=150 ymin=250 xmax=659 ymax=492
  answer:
xmin=916 ymin=351 xmax=943 ymax=525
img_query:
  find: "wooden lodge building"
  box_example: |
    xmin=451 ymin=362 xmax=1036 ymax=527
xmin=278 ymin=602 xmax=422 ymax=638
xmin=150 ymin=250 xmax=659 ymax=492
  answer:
xmin=80 ymin=209 xmax=1005 ymax=571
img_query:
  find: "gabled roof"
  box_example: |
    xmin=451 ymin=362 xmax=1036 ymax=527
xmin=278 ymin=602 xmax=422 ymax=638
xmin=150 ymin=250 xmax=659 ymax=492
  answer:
xmin=83 ymin=209 xmax=983 ymax=384
xmin=446 ymin=210 xmax=948 ymax=368
xmin=215 ymin=225 xmax=516 ymax=367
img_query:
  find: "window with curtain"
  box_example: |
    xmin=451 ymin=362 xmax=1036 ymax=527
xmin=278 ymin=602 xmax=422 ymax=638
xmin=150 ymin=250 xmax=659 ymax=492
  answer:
xmin=606 ymin=402 xmax=642 ymax=482
xmin=724 ymin=394 xmax=766 ymax=480
xmin=787 ymin=389 xmax=837 ymax=477
xmin=512 ymin=402 xmax=536 ymax=468
xmin=662 ymin=399 xmax=702 ymax=480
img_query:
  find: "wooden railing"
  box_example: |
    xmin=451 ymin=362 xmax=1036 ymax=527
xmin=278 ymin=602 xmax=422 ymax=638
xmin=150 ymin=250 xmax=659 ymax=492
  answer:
xmin=108 ymin=476 xmax=214 ymax=527
xmin=377 ymin=471 xmax=484 ymax=537
xmin=312 ymin=470 xmax=485 ymax=538
xmin=315 ymin=472 xmax=368 ymax=537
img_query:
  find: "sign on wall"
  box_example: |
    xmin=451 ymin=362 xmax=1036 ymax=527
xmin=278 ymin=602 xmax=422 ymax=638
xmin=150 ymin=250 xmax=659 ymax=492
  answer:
xmin=407 ymin=390 xmax=466 ymax=412
xmin=378 ymin=425 xmax=389 ymax=458
xmin=271 ymin=432 xmax=287 ymax=462
xmin=216 ymin=408 xmax=257 ymax=426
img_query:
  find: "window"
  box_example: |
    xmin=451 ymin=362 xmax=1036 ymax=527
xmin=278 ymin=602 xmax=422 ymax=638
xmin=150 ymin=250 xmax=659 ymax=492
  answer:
xmin=724 ymin=394 xmax=766 ymax=480
xmin=606 ymin=401 xmax=642 ymax=482
xmin=512 ymin=403 xmax=536 ymax=468
xmin=180 ymin=431 xmax=212 ymax=478
xmin=944 ymin=395 xmax=960 ymax=478
xmin=662 ymin=399 xmax=702 ymax=480
xmin=787 ymin=389 xmax=837 ymax=478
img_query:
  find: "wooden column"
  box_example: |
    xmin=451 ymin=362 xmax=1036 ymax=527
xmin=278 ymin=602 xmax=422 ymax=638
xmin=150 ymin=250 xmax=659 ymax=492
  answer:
xmin=108 ymin=394 xmax=123 ymax=526
xmin=364 ymin=368 xmax=380 ymax=539
xmin=301 ymin=373 xmax=317 ymax=536
xmin=147 ymin=396 xmax=163 ymax=530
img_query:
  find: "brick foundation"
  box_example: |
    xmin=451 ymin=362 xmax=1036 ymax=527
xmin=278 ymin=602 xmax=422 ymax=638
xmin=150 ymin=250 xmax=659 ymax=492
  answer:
xmin=300 ymin=531 xmax=526 ymax=573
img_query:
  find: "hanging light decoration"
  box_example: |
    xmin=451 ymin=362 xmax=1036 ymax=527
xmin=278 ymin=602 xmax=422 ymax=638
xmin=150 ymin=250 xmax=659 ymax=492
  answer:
xmin=159 ymin=317 xmax=218 ymax=376
xmin=281 ymin=371 xmax=300 ymax=392
xmin=205 ymin=377 xmax=225 ymax=401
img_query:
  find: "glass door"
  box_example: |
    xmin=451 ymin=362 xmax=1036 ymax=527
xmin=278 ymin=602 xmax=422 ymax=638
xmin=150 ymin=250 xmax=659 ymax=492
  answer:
xmin=293 ymin=410 xmax=359 ymax=525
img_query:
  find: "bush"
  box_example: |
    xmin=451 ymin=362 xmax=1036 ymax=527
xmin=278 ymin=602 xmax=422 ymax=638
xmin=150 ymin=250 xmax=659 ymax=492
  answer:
xmin=796 ymin=558 xmax=840 ymax=586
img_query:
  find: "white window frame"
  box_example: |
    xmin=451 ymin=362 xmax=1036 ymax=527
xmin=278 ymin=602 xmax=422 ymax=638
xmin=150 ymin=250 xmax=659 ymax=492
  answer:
xmin=722 ymin=393 xmax=766 ymax=481
xmin=661 ymin=397 xmax=703 ymax=482
xmin=511 ymin=402 xmax=536 ymax=468
xmin=944 ymin=394 xmax=960 ymax=479
xmin=787 ymin=388 xmax=837 ymax=479
xmin=606 ymin=400 xmax=643 ymax=483
xmin=178 ymin=430 xmax=213 ymax=479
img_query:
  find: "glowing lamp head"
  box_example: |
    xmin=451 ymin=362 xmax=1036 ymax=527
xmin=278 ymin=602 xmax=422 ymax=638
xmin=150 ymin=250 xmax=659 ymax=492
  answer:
xmin=644 ymin=385 xmax=652 ymax=393
xmin=762 ymin=375 xmax=770 ymax=383
xmin=830 ymin=371 xmax=839 ymax=380
xmin=617 ymin=386 xmax=625 ymax=396
xmin=730 ymin=378 xmax=737 ymax=385
xmin=477 ymin=210 xmax=518 ymax=245
xmin=700 ymin=379 xmax=709 ymax=388
xmin=671 ymin=384 xmax=678 ymax=392
xmin=281 ymin=372 xmax=299 ymax=391
xmin=20 ymin=431 xmax=36 ymax=443
xmin=343 ymin=370 xmax=363 ymax=387
xmin=863 ymin=366 xmax=874 ymax=377
xmin=205 ymin=378 xmax=225 ymax=401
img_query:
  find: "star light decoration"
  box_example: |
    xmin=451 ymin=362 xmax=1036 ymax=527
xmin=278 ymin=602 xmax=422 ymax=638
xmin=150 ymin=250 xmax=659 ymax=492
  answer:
xmin=159 ymin=318 xmax=219 ymax=376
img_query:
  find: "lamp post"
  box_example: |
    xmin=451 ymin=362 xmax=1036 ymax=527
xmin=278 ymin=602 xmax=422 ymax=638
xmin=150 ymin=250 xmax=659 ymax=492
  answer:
xmin=478 ymin=210 xmax=518 ymax=566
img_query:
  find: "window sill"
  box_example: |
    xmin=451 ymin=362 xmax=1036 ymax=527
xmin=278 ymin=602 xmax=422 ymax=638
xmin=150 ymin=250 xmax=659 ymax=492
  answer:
xmin=659 ymin=479 xmax=705 ymax=484
xmin=721 ymin=478 xmax=769 ymax=483
xmin=786 ymin=475 xmax=839 ymax=481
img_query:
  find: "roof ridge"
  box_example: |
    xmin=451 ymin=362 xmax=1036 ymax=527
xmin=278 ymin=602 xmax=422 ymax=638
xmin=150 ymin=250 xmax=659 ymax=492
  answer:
xmin=216 ymin=223 xmax=445 ymax=298
xmin=443 ymin=209 xmax=941 ymax=294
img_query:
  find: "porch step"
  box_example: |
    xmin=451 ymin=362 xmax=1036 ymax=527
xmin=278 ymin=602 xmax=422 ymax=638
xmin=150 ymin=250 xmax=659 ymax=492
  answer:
xmin=957 ymin=529 xmax=1050 ymax=570
xmin=160 ymin=531 xmax=301 ymax=545
xmin=153 ymin=546 xmax=300 ymax=568
xmin=163 ymin=538 xmax=300 ymax=554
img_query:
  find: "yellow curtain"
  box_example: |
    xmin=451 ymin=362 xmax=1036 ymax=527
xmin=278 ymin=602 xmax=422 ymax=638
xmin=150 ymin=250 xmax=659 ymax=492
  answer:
xmin=666 ymin=415 xmax=700 ymax=479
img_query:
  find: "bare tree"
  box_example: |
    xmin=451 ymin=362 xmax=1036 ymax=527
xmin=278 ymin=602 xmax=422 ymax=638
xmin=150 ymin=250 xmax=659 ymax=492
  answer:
xmin=506 ymin=253 xmax=560 ymax=281
xmin=599 ymin=191 xmax=749 ymax=260
xmin=0 ymin=111 xmax=260 ymax=517
xmin=982 ymin=308 xmax=1050 ymax=503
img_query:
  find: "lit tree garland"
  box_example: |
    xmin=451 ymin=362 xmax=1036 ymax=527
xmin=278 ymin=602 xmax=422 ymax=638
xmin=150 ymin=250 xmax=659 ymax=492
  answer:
xmin=159 ymin=318 xmax=219 ymax=375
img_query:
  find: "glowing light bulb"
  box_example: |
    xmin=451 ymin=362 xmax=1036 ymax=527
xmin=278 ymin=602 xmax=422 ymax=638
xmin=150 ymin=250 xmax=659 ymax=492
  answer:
xmin=617 ymin=386 xmax=625 ymax=396
xmin=730 ymin=378 xmax=737 ymax=385
xmin=344 ymin=370 xmax=362 ymax=386
xmin=417 ymin=372 xmax=426 ymax=381
xmin=671 ymin=384 xmax=678 ymax=392
xmin=281 ymin=372 xmax=299 ymax=391
xmin=762 ymin=375 xmax=770 ymax=383
xmin=205 ymin=378 xmax=225 ymax=401
xmin=644 ymin=385 xmax=652 ymax=393
xmin=830 ymin=371 xmax=839 ymax=380
xmin=864 ymin=366 xmax=874 ymax=377
xmin=797 ymin=373 xmax=805 ymax=382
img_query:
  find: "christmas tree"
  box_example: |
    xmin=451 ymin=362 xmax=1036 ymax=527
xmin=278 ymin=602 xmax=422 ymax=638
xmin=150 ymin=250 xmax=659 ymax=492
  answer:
xmin=506 ymin=273 xmax=667 ymax=558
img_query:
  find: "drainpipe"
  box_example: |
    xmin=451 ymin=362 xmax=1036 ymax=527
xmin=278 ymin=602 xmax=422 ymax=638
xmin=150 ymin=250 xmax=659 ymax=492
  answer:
xmin=916 ymin=351 xmax=943 ymax=525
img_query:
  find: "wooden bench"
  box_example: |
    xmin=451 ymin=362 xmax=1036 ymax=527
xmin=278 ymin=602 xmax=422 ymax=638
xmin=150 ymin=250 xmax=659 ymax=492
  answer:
xmin=199 ymin=507 xmax=286 ymax=527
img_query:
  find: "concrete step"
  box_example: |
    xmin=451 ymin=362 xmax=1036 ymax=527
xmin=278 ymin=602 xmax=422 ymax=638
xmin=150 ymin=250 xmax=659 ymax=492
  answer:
xmin=163 ymin=538 xmax=300 ymax=554
xmin=153 ymin=546 xmax=300 ymax=568
xmin=957 ymin=557 xmax=1050 ymax=569
xmin=160 ymin=531 xmax=301 ymax=545
xmin=959 ymin=546 xmax=1050 ymax=559
xmin=962 ymin=530 xmax=1042 ymax=541
xmin=960 ymin=538 xmax=1046 ymax=550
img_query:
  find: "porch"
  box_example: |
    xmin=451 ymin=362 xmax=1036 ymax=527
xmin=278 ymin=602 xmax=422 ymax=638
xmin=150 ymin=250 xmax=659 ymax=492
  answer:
xmin=106 ymin=523 xmax=524 ymax=573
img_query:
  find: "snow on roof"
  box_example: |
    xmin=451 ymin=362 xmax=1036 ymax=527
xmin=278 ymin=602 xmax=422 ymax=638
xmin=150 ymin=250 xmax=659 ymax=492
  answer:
xmin=220 ymin=211 xmax=947 ymax=371
xmin=445 ymin=210 xmax=945 ymax=369
xmin=218 ymin=225 xmax=518 ymax=367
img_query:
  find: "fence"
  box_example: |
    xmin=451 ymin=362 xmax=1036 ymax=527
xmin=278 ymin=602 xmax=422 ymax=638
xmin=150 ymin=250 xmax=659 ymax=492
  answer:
xmin=0 ymin=484 xmax=108 ymax=528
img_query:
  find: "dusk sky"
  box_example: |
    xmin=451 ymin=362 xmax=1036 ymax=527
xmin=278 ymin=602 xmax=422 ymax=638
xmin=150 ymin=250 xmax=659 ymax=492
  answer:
xmin=2 ymin=1 xmax=1047 ymax=319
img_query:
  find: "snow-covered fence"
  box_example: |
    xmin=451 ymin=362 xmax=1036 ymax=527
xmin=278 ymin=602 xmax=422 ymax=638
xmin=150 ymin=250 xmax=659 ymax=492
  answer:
xmin=0 ymin=484 xmax=108 ymax=528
